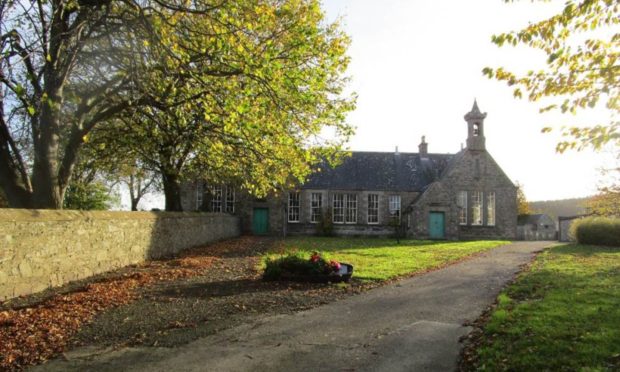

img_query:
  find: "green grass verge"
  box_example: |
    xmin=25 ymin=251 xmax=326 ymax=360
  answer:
xmin=474 ymin=244 xmax=620 ymax=371
xmin=265 ymin=237 xmax=509 ymax=281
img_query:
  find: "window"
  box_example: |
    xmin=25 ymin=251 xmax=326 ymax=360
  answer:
xmin=367 ymin=194 xmax=379 ymax=224
xmin=345 ymin=194 xmax=357 ymax=223
xmin=333 ymin=194 xmax=344 ymax=223
xmin=333 ymin=193 xmax=356 ymax=224
xmin=473 ymin=123 xmax=480 ymax=136
xmin=311 ymin=193 xmax=322 ymax=223
xmin=210 ymin=186 xmax=222 ymax=212
xmin=389 ymin=195 xmax=401 ymax=220
xmin=471 ymin=191 xmax=483 ymax=225
xmin=288 ymin=192 xmax=300 ymax=222
xmin=487 ymin=192 xmax=495 ymax=226
xmin=225 ymin=187 xmax=235 ymax=213
xmin=457 ymin=191 xmax=467 ymax=225
xmin=195 ymin=182 xmax=204 ymax=210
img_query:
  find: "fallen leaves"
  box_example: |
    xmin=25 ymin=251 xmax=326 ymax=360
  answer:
xmin=0 ymin=237 xmax=263 ymax=371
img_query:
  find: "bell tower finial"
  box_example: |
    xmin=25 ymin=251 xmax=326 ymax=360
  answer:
xmin=464 ymin=99 xmax=487 ymax=151
xmin=419 ymin=135 xmax=428 ymax=155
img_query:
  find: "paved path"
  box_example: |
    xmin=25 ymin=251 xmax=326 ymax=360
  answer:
xmin=38 ymin=241 xmax=552 ymax=372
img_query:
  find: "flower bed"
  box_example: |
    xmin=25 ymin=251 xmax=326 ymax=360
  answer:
xmin=263 ymin=252 xmax=353 ymax=283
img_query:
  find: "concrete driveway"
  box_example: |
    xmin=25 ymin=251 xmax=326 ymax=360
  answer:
xmin=37 ymin=241 xmax=552 ymax=372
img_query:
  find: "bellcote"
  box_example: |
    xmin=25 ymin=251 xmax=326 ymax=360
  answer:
xmin=464 ymin=99 xmax=487 ymax=151
xmin=418 ymin=135 xmax=428 ymax=156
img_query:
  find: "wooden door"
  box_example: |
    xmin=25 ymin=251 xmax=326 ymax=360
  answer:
xmin=429 ymin=212 xmax=445 ymax=239
xmin=252 ymin=208 xmax=269 ymax=235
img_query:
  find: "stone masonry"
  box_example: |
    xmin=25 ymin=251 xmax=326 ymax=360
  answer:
xmin=0 ymin=209 xmax=240 ymax=300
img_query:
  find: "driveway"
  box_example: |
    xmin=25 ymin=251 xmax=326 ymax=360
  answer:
xmin=37 ymin=241 xmax=552 ymax=372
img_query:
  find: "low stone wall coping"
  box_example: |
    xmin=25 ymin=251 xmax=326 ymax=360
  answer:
xmin=0 ymin=208 xmax=225 ymax=222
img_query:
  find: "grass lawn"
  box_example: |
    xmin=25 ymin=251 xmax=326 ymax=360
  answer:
xmin=471 ymin=244 xmax=620 ymax=371
xmin=266 ymin=237 xmax=509 ymax=281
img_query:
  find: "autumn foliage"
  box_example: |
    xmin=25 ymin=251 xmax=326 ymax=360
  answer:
xmin=0 ymin=237 xmax=266 ymax=370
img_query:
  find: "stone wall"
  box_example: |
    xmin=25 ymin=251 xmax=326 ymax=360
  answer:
xmin=558 ymin=215 xmax=588 ymax=242
xmin=517 ymin=225 xmax=557 ymax=240
xmin=0 ymin=209 xmax=240 ymax=300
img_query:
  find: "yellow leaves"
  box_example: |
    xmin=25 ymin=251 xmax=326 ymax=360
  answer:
xmin=490 ymin=0 xmax=619 ymax=151
xmin=0 ymin=243 xmax=223 ymax=370
xmin=513 ymin=88 xmax=523 ymax=99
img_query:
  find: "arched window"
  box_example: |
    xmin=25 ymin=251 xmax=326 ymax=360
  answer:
xmin=473 ymin=123 xmax=480 ymax=136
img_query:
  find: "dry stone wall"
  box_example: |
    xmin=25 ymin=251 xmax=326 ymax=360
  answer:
xmin=0 ymin=209 xmax=239 ymax=300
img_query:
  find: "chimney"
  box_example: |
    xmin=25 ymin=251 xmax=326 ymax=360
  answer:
xmin=395 ymin=145 xmax=399 ymax=155
xmin=418 ymin=136 xmax=428 ymax=156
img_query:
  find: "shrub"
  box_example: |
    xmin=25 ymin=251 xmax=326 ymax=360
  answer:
xmin=263 ymin=252 xmax=341 ymax=280
xmin=570 ymin=216 xmax=620 ymax=247
xmin=316 ymin=209 xmax=334 ymax=236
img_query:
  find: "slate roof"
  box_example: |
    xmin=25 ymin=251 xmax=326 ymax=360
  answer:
xmin=302 ymin=152 xmax=455 ymax=192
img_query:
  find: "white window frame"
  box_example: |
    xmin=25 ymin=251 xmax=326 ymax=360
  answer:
xmin=367 ymin=194 xmax=379 ymax=224
xmin=345 ymin=193 xmax=357 ymax=224
xmin=211 ymin=186 xmax=223 ymax=213
xmin=389 ymin=195 xmax=401 ymax=220
xmin=195 ymin=182 xmax=204 ymax=210
xmin=288 ymin=192 xmax=300 ymax=223
xmin=310 ymin=193 xmax=322 ymax=223
xmin=487 ymin=191 xmax=496 ymax=226
xmin=225 ymin=187 xmax=235 ymax=213
xmin=471 ymin=191 xmax=483 ymax=226
xmin=333 ymin=194 xmax=345 ymax=224
xmin=457 ymin=191 xmax=468 ymax=225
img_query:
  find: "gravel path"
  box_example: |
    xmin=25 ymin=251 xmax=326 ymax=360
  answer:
xmin=37 ymin=241 xmax=553 ymax=372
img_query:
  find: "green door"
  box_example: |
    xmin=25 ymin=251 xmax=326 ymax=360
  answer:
xmin=252 ymin=208 xmax=269 ymax=235
xmin=429 ymin=212 xmax=445 ymax=239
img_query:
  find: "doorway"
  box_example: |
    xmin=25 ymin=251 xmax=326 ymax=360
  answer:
xmin=252 ymin=208 xmax=269 ymax=235
xmin=429 ymin=212 xmax=445 ymax=239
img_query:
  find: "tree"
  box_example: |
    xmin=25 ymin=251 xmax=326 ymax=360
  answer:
xmin=0 ymin=187 xmax=7 ymax=207
xmin=79 ymin=133 xmax=159 ymax=211
xmin=587 ymin=189 xmax=620 ymax=216
xmin=124 ymin=169 xmax=159 ymax=212
xmin=587 ymin=151 xmax=620 ymax=216
xmin=60 ymin=152 xmax=118 ymax=210
xmin=63 ymin=181 xmax=117 ymax=210
xmin=1 ymin=0 xmax=354 ymax=210
xmin=484 ymin=0 xmax=619 ymax=152
xmin=516 ymin=182 xmax=531 ymax=215
xmin=86 ymin=1 xmax=354 ymax=211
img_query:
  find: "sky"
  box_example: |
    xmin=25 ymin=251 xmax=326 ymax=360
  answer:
xmin=319 ymin=0 xmax=614 ymax=202
xmin=122 ymin=0 xmax=613 ymax=210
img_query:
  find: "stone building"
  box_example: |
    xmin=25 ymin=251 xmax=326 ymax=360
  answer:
xmin=517 ymin=214 xmax=557 ymax=240
xmin=558 ymin=214 xmax=591 ymax=242
xmin=181 ymin=101 xmax=518 ymax=240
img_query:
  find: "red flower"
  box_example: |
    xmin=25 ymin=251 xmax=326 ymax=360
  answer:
xmin=310 ymin=252 xmax=321 ymax=263
xmin=330 ymin=260 xmax=341 ymax=270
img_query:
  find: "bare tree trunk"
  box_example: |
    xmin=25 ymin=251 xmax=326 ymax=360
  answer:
xmin=162 ymin=171 xmax=183 ymax=211
xmin=31 ymin=79 xmax=65 ymax=209
xmin=0 ymin=86 xmax=33 ymax=208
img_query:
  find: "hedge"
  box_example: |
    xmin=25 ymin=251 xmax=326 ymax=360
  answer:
xmin=570 ymin=216 xmax=620 ymax=247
